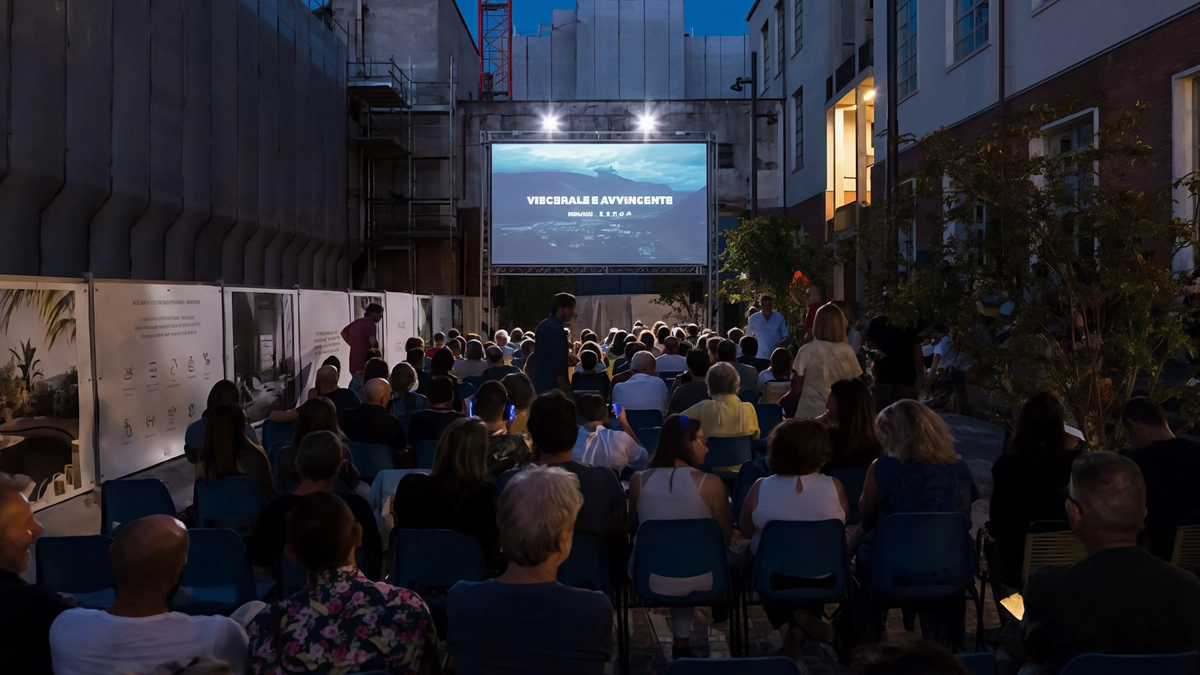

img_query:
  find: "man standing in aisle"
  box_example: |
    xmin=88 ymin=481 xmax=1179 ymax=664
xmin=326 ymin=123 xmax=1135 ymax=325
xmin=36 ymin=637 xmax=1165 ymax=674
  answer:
xmin=341 ymin=303 xmax=384 ymax=376
xmin=533 ymin=293 xmax=577 ymax=395
xmin=745 ymin=295 xmax=788 ymax=359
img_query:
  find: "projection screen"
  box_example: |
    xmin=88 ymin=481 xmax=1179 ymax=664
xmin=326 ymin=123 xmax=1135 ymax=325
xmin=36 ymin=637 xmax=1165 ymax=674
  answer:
xmin=490 ymin=143 xmax=709 ymax=266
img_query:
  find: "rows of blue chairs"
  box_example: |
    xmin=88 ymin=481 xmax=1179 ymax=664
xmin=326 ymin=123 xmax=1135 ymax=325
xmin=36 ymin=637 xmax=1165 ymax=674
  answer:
xmin=658 ymin=652 xmax=1200 ymax=675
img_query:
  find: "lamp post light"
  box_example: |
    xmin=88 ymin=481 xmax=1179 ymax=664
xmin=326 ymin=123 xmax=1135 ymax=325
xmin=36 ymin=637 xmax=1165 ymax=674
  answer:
xmin=731 ymin=51 xmax=773 ymax=221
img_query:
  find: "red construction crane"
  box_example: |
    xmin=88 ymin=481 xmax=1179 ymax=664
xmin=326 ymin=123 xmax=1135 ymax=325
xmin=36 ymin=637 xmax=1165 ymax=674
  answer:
xmin=479 ymin=1 xmax=512 ymax=99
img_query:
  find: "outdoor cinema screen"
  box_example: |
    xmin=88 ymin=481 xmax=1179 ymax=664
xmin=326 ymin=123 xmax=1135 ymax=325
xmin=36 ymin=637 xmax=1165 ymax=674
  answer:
xmin=490 ymin=142 xmax=708 ymax=266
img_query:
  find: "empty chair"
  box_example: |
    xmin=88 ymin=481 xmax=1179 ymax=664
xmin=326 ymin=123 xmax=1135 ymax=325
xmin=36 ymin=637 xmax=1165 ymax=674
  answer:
xmin=171 ymin=528 xmax=258 ymax=615
xmin=761 ymin=381 xmax=791 ymax=405
xmin=738 ymin=389 xmax=759 ymax=404
xmin=463 ymin=375 xmax=483 ymax=391
xmin=1060 ymin=653 xmax=1200 ymax=675
xmin=347 ymin=441 xmax=397 ymax=481
xmin=666 ymin=656 xmax=801 ymax=674
xmin=752 ymin=520 xmax=849 ymax=606
xmin=260 ymin=419 xmax=294 ymax=455
xmin=957 ymin=652 xmax=998 ymax=675
xmin=392 ymin=528 xmax=488 ymax=637
xmin=271 ymin=444 xmax=300 ymax=495
xmin=635 ymin=426 xmax=662 ymax=458
xmin=557 ymin=532 xmax=611 ymax=594
xmin=754 ymin=403 xmax=785 ymax=437
xmin=572 ymin=372 xmax=610 ymax=400
xmin=624 ymin=409 xmax=664 ymax=434
xmin=36 ymin=535 xmax=115 ymax=609
xmin=193 ymin=476 xmax=267 ymax=536
xmin=100 ymin=479 xmax=177 ymax=536
xmin=415 ymin=440 xmax=438 ymax=470
xmin=456 ymin=381 xmax=477 ymax=401
xmin=702 ymin=436 xmax=754 ymax=475
xmin=1023 ymin=520 xmax=1085 ymax=582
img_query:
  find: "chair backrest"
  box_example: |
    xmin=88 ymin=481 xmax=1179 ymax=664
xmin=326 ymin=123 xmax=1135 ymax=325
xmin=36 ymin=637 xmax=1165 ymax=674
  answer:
xmin=557 ymin=532 xmax=611 ymax=593
xmin=455 ymin=382 xmax=477 ymax=401
xmin=1173 ymin=525 xmax=1200 ymax=573
xmin=634 ymin=426 xmax=661 ymax=457
xmin=100 ymin=479 xmax=176 ymax=536
xmin=392 ymin=529 xmax=487 ymax=590
xmin=260 ymin=419 xmax=294 ymax=455
xmin=414 ymin=440 xmax=438 ymax=469
xmin=754 ymin=519 xmax=849 ymax=603
xmin=731 ymin=459 xmax=771 ymax=523
xmin=625 ymin=409 xmax=664 ymax=433
xmin=1060 ymin=653 xmax=1200 ymax=675
xmin=738 ymin=389 xmax=760 ymax=404
xmin=702 ymin=436 xmax=753 ymax=472
xmin=827 ymin=467 xmax=869 ymax=513
xmin=957 ymin=652 xmax=998 ymax=675
xmin=1022 ymin=521 xmax=1085 ymax=582
xmin=463 ymin=375 xmax=483 ymax=391
xmin=271 ymin=445 xmax=300 ymax=495
xmin=761 ymin=381 xmax=791 ymax=405
xmin=36 ymin=535 xmax=115 ymax=596
xmin=193 ymin=476 xmax=267 ymax=529
xmin=347 ymin=442 xmax=397 ymax=480
xmin=660 ymin=372 xmax=683 ymax=387
xmin=632 ymin=519 xmax=730 ymax=604
xmin=173 ymin=528 xmax=256 ymax=615
xmin=572 ymin=373 xmax=609 ymax=399
xmin=754 ymin=403 xmax=785 ymax=436
xmin=871 ymin=512 xmax=973 ymax=602
xmin=666 ymin=656 xmax=802 ymax=674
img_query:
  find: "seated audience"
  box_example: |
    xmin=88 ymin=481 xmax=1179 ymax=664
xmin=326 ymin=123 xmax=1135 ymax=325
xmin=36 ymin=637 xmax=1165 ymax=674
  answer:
xmin=629 ymin=414 xmax=732 ymax=659
xmin=683 ymin=362 xmax=760 ymax=439
xmin=389 ymin=362 xmax=429 ymax=418
xmin=652 ymin=325 xmax=670 ymax=357
xmin=393 ymin=418 xmax=500 ymax=559
xmin=406 ymin=376 xmax=467 ymax=447
xmin=612 ymin=339 xmax=639 ymax=376
xmin=758 ymin=348 xmax=795 ymax=404
xmin=820 ymin=378 xmax=884 ymax=472
xmin=1022 ymin=452 xmax=1200 ymax=671
xmin=184 ymin=380 xmax=257 ymax=460
xmin=0 ymin=473 xmax=71 ymax=675
xmin=503 ymin=372 xmax=536 ymax=435
xmin=474 ymin=380 xmax=533 ymax=479
xmin=196 ymin=405 xmax=274 ymax=499
xmin=496 ymin=391 xmax=625 ymax=539
xmin=350 ymin=356 xmax=390 ymax=400
xmin=728 ymin=327 xmax=745 ymax=354
xmin=519 ymin=339 xmax=536 ymax=371
xmin=989 ymin=391 xmax=1081 ymax=586
xmin=247 ymin=492 xmax=435 ymax=674
xmin=431 ymin=346 xmax=465 ymax=410
xmin=573 ymin=394 xmax=649 ymax=473
xmin=248 ymin=431 xmax=383 ymax=578
xmin=1120 ymin=396 xmax=1200 ymax=558
xmin=718 ymin=339 xmax=760 ymax=394
xmin=448 ymin=336 xmax=465 ymax=362
xmin=448 ymin=465 xmax=614 ymax=674
xmin=655 ymin=336 xmax=687 ymax=374
xmin=612 ymin=351 xmax=669 ymax=416
xmin=284 ymin=397 xmax=365 ymax=497
xmin=404 ymin=347 xmax=431 ymax=393
xmin=792 ymin=303 xmax=863 ymax=419
xmin=270 ymin=364 xmax=361 ymax=422
xmin=668 ymin=349 xmax=711 ymax=414
xmin=738 ymin=336 xmax=770 ymax=372
xmin=494 ymin=329 xmax=515 ymax=357
xmin=482 ymin=345 xmax=521 ymax=383
xmin=49 ymin=516 xmax=248 ymax=673
xmin=453 ymin=340 xmax=488 ymax=381
xmin=425 ymin=332 xmax=445 ymax=359
xmin=341 ymin=377 xmax=412 ymax=468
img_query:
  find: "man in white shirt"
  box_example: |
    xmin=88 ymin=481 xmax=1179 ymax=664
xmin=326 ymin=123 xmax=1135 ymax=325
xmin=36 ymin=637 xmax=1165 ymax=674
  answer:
xmin=572 ymin=394 xmax=649 ymax=472
xmin=49 ymin=515 xmax=248 ymax=675
xmin=612 ymin=352 xmax=669 ymax=416
xmin=654 ymin=336 xmax=687 ymax=375
xmin=745 ymin=295 xmax=789 ymax=359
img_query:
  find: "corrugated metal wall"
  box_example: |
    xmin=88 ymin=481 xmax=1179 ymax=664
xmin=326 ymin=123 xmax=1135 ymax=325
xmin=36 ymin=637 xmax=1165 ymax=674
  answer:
xmin=0 ymin=0 xmax=350 ymax=287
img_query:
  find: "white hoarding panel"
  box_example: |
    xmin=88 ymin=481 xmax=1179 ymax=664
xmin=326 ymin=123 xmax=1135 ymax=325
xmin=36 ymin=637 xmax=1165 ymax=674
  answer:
xmin=385 ymin=292 xmax=415 ymax=357
xmin=432 ymin=296 xmax=452 ymax=337
xmin=298 ymin=290 xmax=352 ymax=400
xmin=93 ymin=282 xmax=224 ymax=481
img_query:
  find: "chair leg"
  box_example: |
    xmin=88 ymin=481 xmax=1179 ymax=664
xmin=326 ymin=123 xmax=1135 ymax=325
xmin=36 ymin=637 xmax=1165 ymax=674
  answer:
xmin=971 ymin=585 xmax=985 ymax=652
xmin=618 ymin=586 xmax=629 ymax=674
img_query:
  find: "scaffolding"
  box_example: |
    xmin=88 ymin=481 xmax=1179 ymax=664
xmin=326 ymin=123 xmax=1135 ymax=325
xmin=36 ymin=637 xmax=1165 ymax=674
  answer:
xmin=479 ymin=1 xmax=512 ymax=99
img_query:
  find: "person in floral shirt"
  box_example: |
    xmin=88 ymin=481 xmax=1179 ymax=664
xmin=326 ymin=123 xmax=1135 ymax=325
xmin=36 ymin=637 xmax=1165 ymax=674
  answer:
xmin=247 ymin=491 xmax=436 ymax=674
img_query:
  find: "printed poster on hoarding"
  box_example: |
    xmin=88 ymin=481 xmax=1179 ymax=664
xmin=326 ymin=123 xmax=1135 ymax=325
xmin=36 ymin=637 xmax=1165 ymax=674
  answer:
xmin=223 ymin=289 xmax=299 ymax=424
xmin=298 ymin=290 xmax=352 ymax=401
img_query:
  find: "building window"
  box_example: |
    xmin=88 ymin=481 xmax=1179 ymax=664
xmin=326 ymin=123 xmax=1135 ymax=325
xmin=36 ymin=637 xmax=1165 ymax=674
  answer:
xmin=718 ymin=143 xmax=735 ymax=169
xmin=794 ymin=0 xmax=803 ymax=53
xmin=793 ymin=88 xmax=804 ymax=169
xmin=762 ymin=22 xmax=771 ymax=87
xmin=954 ymin=0 xmax=989 ymax=63
xmin=776 ymin=3 xmax=785 ymax=75
xmin=897 ymin=0 xmax=917 ymax=98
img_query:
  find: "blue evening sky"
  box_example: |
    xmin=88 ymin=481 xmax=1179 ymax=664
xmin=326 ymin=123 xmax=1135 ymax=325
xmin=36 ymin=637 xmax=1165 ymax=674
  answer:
xmin=454 ymin=0 xmax=753 ymax=42
xmin=493 ymin=143 xmax=708 ymax=191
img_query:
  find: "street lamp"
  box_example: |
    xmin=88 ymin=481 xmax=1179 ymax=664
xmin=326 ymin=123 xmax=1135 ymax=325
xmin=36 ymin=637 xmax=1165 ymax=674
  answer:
xmin=731 ymin=52 xmax=772 ymax=220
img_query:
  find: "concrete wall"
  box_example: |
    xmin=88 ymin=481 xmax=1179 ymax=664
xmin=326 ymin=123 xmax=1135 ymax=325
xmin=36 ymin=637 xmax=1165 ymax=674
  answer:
xmin=0 ymin=0 xmax=351 ymax=286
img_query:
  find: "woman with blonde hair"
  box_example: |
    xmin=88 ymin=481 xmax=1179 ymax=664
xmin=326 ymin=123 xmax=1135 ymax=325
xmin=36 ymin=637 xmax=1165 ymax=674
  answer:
xmin=790 ymin=303 xmax=863 ymax=419
xmin=388 ymin=362 xmax=429 ymax=417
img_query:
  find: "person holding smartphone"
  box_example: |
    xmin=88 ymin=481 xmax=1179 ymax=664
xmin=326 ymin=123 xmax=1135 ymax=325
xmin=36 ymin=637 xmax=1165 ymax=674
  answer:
xmin=473 ymin=380 xmax=533 ymax=480
xmin=572 ymin=395 xmax=649 ymax=474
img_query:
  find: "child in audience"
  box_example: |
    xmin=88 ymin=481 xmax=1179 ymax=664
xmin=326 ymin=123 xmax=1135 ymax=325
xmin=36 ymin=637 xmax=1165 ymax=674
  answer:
xmin=572 ymin=394 xmax=649 ymax=474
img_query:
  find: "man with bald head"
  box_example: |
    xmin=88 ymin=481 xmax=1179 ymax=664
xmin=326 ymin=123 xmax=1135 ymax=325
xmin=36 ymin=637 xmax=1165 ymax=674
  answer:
xmin=612 ymin=350 xmax=669 ymax=416
xmin=341 ymin=377 xmax=411 ymax=467
xmin=269 ymin=363 xmax=361 ymax=423
xmin=49 ymin=515 xmax=248 ymax=674
xmin=0 ymin=472 xmax=72 ymax=675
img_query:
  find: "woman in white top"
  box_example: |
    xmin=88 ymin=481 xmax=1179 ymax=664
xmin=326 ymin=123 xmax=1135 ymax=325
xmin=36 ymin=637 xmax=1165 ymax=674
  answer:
xmin=628 ymin=413 xmax=732 ymax=660
xmin=737 ymin=418 xmax=849 ymax=644
xmin=791 ymin=303 xmax=863 ymax=419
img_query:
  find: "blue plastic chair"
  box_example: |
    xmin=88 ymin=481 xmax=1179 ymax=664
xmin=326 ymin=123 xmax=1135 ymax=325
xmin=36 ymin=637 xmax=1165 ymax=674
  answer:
xmin=753 ymin=520 xmax=849 ymax=604
xmin=624 ymin=409 xmax=664 ymax=434
xmin=557 ymin=532 xmax=611 ymax=593
xmin=414 ymin=440 xmax=438 ymax=469
xmin=872 ymin=512 xmax=974 ymax=603
xmin=572 ymin=373 xmax=610 ymax=400
xmin=702 ymin=436 xmax=754 ymax=474
xmin=36 ymin=535 xmax=116 ymax=609
xmin=193 ymin=477 xmax=267 ymax=536
xmin=347 ymin=442 xmax=397 ymax=480
xmin=634 ymin=426 xmax=661 ymax=457
xmin=666 ymin=657 xmax=801 ymax=674
xmin=260 ymin=419 xmax=294 ymax=456
xmin=828 ymin=466 xmax=869 ymax=523
xmin=101 ymin=479 xmax=177 ymax=536
xmin=463 ymin=375 xmax=483 ymax=391
xmin=455 ymin=381 xmax=477 ymax=401
xmin=1060 ymin=653 xmax=1200 ymax=675
xmin=392 ymin=528 xmax=488 ymax=590
xmin=957 ymin=652 xmax=998 ymax=675
xmin=738 ymin=389 xmax=760 ymax=404
xmin=271 ymin=444 xmax=300 ymax=495
xmin=730 ymin=458 xmax=772 ymax=523
xmin=660 ymin=371 xmax=684 ymax=387
xmin=172 ymin=528 xmax=258 ymax=615
xmin=754 ymin=403 xmax=785 ymax=436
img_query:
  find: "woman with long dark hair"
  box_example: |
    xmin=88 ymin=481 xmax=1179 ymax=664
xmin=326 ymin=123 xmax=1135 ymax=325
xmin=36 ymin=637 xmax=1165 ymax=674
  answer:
xmin=184 ymin=380 xmax=257 ymax=461
xmin=289 ymin=397 xmax=365 ymax=496
xmin=821 ymin=379 xmax=884 ymax=472
xmin=196 ymin=404 xmax=274 ymax=498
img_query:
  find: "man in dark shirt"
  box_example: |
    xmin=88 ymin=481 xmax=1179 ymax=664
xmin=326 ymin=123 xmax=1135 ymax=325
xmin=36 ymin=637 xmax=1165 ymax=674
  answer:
xmin=248 ymin=432 xmax=383 ymax=578
xmin=481 ymin=345 xmax=521 ymax=384
xmin=1022 ymin=452 xmax=1200 ymax=671
xmin=533 ymin=293 xmax=577 ymax=395
xmin=406 ymin=348 xmax=432 ymax=395
xmin=0 ymin=472 xmax=73 ymax=675
xmin=669 ymin=349 xmax=711 ymax=414
xmin=407 ymin=376 xmax=466 ymax=447
xmin=737 ymin=336 xmax=770 ymax=372
xmin=1120 ymin=396 xmax=1200 ymax=559
xmin=341 ymin=378 xmax=411 ymax=469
